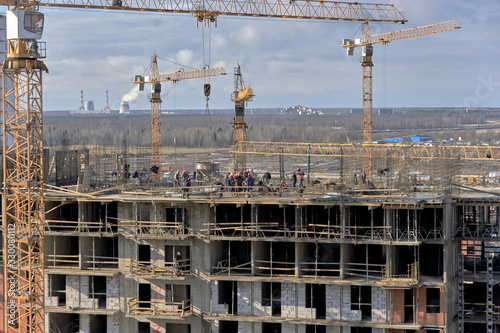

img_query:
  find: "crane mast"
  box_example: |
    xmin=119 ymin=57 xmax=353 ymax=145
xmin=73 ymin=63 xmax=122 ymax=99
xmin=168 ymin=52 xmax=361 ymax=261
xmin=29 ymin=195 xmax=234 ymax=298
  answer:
xmin=132 ymin=54 xmax=226 ymax=181
xmin=2 ymin=4 xmax=47 ymax=333
xmin=342 ymin=20 xmax=460 ymax=179
xmin=232 ymin=65 xmax=254 ymax=172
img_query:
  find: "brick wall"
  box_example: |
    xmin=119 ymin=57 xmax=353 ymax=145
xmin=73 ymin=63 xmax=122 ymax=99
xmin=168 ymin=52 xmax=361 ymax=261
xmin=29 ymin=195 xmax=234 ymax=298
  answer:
xmin=416 ymin=286 xmax=444 ymax=326
xmin=237 ymin=281 xmax=252 ymax=316
xmin=281 ymin=283 xmax=296 ymax=318
xmin=391 ymin=289 xmax=405 ymax=324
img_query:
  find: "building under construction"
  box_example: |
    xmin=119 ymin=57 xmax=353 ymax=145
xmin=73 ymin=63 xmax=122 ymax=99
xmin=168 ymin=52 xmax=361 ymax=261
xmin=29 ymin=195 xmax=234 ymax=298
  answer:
xmin=0 ymin=142 xmax=496 ymax=333
xmin=0 ymin=1 xmax=490 ymax=333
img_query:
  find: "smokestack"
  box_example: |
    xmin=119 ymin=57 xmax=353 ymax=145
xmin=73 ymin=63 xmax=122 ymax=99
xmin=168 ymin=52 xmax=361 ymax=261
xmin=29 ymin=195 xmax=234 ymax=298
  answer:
xmin=119 ymin=101 xmax=130 ymax=114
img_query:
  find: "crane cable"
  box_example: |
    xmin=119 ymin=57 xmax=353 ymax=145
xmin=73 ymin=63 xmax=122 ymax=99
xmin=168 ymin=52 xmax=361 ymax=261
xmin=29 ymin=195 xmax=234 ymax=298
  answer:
xmin=202 ymin=23 xmax=213 ymax=122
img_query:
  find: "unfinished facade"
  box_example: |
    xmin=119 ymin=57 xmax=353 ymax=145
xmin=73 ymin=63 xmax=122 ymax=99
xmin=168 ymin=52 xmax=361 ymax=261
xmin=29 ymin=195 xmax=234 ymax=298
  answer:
xmin=37 ymin=182 xmax=500 ymax=333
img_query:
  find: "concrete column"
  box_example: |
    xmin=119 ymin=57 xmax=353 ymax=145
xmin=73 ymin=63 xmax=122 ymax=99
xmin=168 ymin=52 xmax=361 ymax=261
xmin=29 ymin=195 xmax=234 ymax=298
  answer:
xmin=238 ymin=322 xmax=253 ymax=333
xmin=211 ymin=320 xmax=219 ymax=333
xmin=106 ymin=276 xmax=120 ymax=310
xmin=325 ymin=326 xmax=341 ymax=333
xmin=79 ymin=314 xmax=90 ymax=333
xmin=66 ymin=275 xmax=80 ymax=308
xmin=281 ymin=282 xmax=296 ymax=318
xmin=237 ymin=281 xmax=252 ymax=315
xmin=282 ymin=323 xmax=295 ymax=333
xmin=371 ymin=286 xmax=387 ymax=322
xmin=326 ymin=285 xmax=341 ymax=320
xmin=107 ymin=315 xmax=120 ymax=333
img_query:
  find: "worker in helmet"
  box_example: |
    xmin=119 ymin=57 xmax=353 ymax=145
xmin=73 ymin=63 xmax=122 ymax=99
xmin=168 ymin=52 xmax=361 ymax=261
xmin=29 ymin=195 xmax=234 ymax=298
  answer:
xmin=297 ymin=168 xmax=305 ymax=188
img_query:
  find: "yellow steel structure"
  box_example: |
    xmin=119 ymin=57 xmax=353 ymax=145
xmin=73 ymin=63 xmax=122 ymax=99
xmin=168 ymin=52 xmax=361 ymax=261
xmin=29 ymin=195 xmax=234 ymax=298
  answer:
xmin=2 ymin=5 xmax=47 ymax=333
xmin=25 ymin=0 xmax=407 ymax=25
xmin=0 ymin=1 xmax=407 ymax=332
xmin=231 ymin=141 xmax=500 ymax=161
xmin=231 ymin=64 xmax=254 ymax=172
xmin=132 ymin=54 xmax=226 ymax=181
xmin=342 ymin=20 xmax=461 ymax=179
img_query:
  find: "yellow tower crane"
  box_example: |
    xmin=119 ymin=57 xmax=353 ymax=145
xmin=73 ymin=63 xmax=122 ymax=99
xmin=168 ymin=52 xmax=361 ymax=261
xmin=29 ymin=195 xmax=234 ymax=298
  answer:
xmin=341 ymin=20 xmax=461 ymax=179
xmin=0 ymin=1 xmax=406 ymax=332
xmin=2 ymin=7 xmax=47 ymax=333
xmin=231 ymin=64 xmax=254 ymax=172
xmin=132 ymin=54 xmax=226 ymax=181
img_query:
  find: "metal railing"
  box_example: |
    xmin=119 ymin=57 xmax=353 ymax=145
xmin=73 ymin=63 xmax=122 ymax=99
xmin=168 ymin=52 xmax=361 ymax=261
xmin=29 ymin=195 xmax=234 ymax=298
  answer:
xmin=130 ymin=258 xmax=191 ymax=276
xmin=128 ymin=298 xmax=192 ymax=317
xmin=382 ymin=262 xmax=419 ymax=286
xmin=46 ymin=254 xmax=118 ymax=271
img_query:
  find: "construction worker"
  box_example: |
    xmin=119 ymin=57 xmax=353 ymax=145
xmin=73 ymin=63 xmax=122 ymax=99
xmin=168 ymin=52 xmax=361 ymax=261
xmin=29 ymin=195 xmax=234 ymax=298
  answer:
xmin=291 ymin=172 xmax=297 ymax=187
xmin=297 ymin=168 xmax=305 ymax=188
xmin=174 ymin=170 xmax=181 ymax=187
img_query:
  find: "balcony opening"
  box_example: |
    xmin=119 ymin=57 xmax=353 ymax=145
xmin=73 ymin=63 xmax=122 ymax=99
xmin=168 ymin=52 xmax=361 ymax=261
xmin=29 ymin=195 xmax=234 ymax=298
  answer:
xmin=90 ymin=276 xmax=107 ymax=309
xmin=60 ymin=201 xmax=79 ymax=221
xmin=48 ymin=236 xmax=79 ymax=268
xmin=138 ymin=244 xmax=151 ymax=263
xmin=89 ymin=314 xmax=106 ymax=333
xmin=220 ymin=321 xmax=238 ymax=333
xmin=404 ymin=288 xmax=414 ymax=323
xmin=420 ymin=207 xmax=443 ymax=239
xmin=351 ymin=328 xmax=372 ymax=333
xmin=300 ymin=243 xmax=340 ymax=277
xmin=263 ymin=323 xmax=281 ymax=333
xmin=82 ymin=202 xmax=118 ymax=232
xmin=305 ymin=284 xmax=326 ymax=319
xmin=420 ymin=244 xmax=443 ymax=277
xmin=272 ymin=242 xmax=295 ymax=276
xmin=166 ymin=245 xmax=190 ymax=273
xmin=464 ymin=282 xmax=486 ymax=318
xmin=306 ymin=325 xmax=326 ymax=333
xmin=139 ymin=283 xmax=151 ymax=308
xmin=84 ymin=236 xmax=118 ymax=270
xmin=137 ymin=204 xmax=150 ymax=221
xmin=45 ymin=201 xmax=78 ymax=232
xmin=50 ymin=274 xmax=66 ymax=306
xmin=166 ymin=323 xmax=191 ymax=333
xmin=218 ymin=281 xmax=237 ymax=314
xmin=394 ymin=245 xmax=417 ymax=276
xmin=262 ymin=282 xmax=281 ymax=316
xmin=138 ymin=322 xmax=150 ymax=333
xmin=49 ymin=313 xmax=79 ymax=333
xmin=213 ymin=241 xmax=251 ymax=275
xmin=166 ymin=207 xmax=189 ymax=233
xmin=347 ymin=244 xmax=385 ymax=280
xmin=351 ymin=285 xmax=371 ymax=320
xmin=426 ymin=288 xmax=441 ymax=313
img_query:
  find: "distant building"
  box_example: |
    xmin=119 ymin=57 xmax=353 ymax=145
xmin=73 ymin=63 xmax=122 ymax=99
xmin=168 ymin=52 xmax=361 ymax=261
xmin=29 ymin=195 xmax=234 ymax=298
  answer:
xmin=84 ymin=101 xmax=95 ymax=112
xmin=349 ymin=108 xmax=363 ymax=115
xmin=411 ymin=136 xmax=432 ymax=142
xmin=280 ymin=105 xmax=324 ymax=115
xmin=378 ymin=108 xmax=394 ymax=115
xmin=120 ymin=101 xmax=130 ymax=114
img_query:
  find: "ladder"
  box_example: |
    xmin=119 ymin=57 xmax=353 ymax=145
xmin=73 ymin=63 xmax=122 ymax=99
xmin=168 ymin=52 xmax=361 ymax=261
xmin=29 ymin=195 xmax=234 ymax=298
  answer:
xmin=487 ymin=255 xmax=493 ymax=333
xmin=458 ymin=254 xmax=465 ymax=333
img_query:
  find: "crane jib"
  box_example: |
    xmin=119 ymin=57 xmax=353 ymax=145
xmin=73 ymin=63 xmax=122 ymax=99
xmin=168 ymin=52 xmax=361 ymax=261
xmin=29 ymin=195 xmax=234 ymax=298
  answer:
xmin=28 ymin=0 xmax=407 ymax=23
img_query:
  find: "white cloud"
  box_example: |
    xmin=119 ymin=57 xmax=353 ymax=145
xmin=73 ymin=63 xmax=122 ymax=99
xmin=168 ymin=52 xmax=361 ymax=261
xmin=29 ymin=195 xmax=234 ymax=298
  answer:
xmin=0 ymin=0 xmax=494 ymax=110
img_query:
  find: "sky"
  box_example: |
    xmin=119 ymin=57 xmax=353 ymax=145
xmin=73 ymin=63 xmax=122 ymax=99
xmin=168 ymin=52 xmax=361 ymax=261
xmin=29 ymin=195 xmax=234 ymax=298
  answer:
xmin=4 ymin=0 xmax=499 ymax=111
